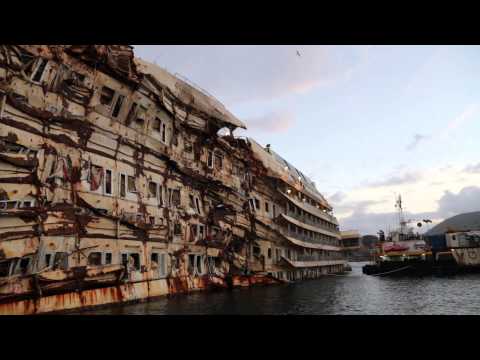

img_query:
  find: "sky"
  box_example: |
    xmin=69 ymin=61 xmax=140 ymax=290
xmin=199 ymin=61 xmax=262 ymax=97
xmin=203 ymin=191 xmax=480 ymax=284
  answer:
xmin=133 ymin=45 xmax=480 ymax=235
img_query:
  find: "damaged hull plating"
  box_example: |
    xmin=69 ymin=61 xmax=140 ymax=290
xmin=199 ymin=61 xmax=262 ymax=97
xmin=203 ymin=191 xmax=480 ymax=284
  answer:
xmin=0 ymin=45 xmax=346 ymax=314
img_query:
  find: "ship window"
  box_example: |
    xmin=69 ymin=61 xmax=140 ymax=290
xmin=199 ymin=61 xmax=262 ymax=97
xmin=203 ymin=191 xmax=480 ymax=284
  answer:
xmin=171 ymin=189 xmax=181 ymax=207
xmin=104 ymin=169 xmax=112 ymax=195
xmin=254 ymin=198 xmax=260 ymax=210
xmin=53 ymin=252 xmax=68 ymax=270
xmin=196 ymin=255 xmax=203 ymax=275
xmin=19 ymin=257 xmax=30 ymax=274
xmin=32 ymin=58 xmax=48 ymax=83
xmin=149 ymin=181 xmax=158 ymax=198
xmin=195 ymin=198 xmax=201 ymax=214
xmin=127 ymin=176 xmax=136 ymax=193
xmin=120 ymin=174 xmax=126 ymax=198
xmin=265 ymin=202 xmax=270 ymax=213
xmin=158 ymin=185 xmax=164 ymax=206
xmin=199 ymin=224 xmax=205 ymax=239
xmin=153 ymin=117 xmax=161 ymax=132
xmin=105 ymin=253 xmax=112 ymax=265
xmin=88 ymin=252 xmax=102 ymax=266
xmin=45 ymin=254 xmax=52 ymax=268
xmin=126 ymin=102 xmax=138 ymax=124
xmin=100 ymin=86 xmax=115 ymax=106
xmin=149 ymin=216 xmax=155 ymax=225
xmin=207 ymin=151 xmax=214 ymax=168
xmin=130 ymin=253 xmax=140 ymax=270
xmin=174 ymin=222 xmax=182 ymax=236
xmin=151 ymin=253 xmax=159 ymax=265
xmin=161 ymin=123 xmax=166 ymax=143
xmin=111 ymin=94 xmax=125 ymax=118
xmin=0 ymin=260 xmax=11 ymax=277
xmin=268 ymin=248 xmax=272 ymax=259
xmin=253 ymin=246 xmax=261 ymax=256
xmin=189 ymin=194 xmax=195 ymax=209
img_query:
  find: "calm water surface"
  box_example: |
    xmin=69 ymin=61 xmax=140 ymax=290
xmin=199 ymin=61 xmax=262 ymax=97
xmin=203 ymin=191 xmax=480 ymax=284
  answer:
xmin=68 ymin=262 xmax=480 ymax=315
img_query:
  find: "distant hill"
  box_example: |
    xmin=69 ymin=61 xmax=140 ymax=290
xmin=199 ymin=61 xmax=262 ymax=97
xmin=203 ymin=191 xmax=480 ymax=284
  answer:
xmin=426 ymin=211 xmax=480 ymax=236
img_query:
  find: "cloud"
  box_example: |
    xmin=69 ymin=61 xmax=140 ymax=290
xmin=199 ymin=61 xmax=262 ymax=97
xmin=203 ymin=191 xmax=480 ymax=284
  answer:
xmin=465 ymin=163 xmax=480 ymax=174
xmin=337 ymin=185 xmax=480 ymax=235
xmin=244 ymin=110 xmax=295 ymax=133
xmin=366 ymin=171 xmax=422 ymax=188
xmin=327 ymin=191 xmax=347 ymax=204
xmin=406 ymin=134 xmax=428 ymax=151
xmin=132 ymin=45 xmax=364 ymax=107
xmin=436 ymin=186 xmax=480 ymax=218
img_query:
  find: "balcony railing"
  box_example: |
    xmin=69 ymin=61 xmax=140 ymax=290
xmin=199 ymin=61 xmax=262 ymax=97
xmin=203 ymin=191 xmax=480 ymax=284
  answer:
xmin=284 ymin=230 xmax=341 ymax=248
xmin=286 ymin=210 xmax=339 ymax=234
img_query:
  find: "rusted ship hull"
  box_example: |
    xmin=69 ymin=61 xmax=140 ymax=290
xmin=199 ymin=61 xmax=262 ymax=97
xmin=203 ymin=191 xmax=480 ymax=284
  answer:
xmin=0 ymin=274 xmax=283 ymax=315
xmin=0 ymin=45 xmax=346 ymax=315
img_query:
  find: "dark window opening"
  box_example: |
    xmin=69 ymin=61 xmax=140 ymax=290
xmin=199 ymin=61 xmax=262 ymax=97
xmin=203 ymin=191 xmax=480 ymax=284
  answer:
xmin=32 ymin=58 xmax=48 ymax=82
xmin=254 ymin=198 xmax=260 ymax=210
xmin=184 ymin=141 xmax=193 ymax=153
xmin=265 ymin=202 xmax=270 ymax=213
xmin=268 ymin=248 xmax=272 ymax=259
xmin=207 ymin=151 xmax=213 ymax=168
xmin=112 ymin=95 xmax=125 ymax=118
xmin=105 ymin=253 xmax=112 ymax=265
xmin=130 ymin=253 xmax=140 ymax=270
xmin=88 ymin=252 xmax=102 ymax=266
xmin=53 ymin=252 xmax=68 ymax=270
xmin=171 ymin=189 xmax=181 ymax=207
xmin=121 ymin=254 xmax=128 ymax=266
xmin=120 ymin=174 xmax=126 ymax=197
xmin=196 ymin=255 xmax=202 ymax=274
xmin=149 ymin=182 xmax=158 ymax=198
xmin=253 ymin=246 xmax=261 ymax=257
xmin=151 ymin=253 xmax=159 ymax=264
xmin=45 ymin=254 xmax=52 ymax=268
xmin=105 ymin=169 xmax=112 ymax=195
xmin=161 ymin=123 xmax=166 ymax=143
xmin=149 ymin=216 xmax=155 ymax=225
xmin=19 ymin=257 xmax=30 ymax=274
xmin=174 ymin=223 xmax=182 ymax=236
xmin=0 ymin=260 xmax=11 ymax=277
xmin=100 ymin=86 xmax=115 ymax=106
xmin=195 ymin=198 xmax=201 ymax=214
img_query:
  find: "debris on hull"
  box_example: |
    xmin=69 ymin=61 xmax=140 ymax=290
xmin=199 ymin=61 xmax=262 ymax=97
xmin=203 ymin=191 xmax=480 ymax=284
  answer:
xmin=0 ymin=45 xmax=345 ymax=314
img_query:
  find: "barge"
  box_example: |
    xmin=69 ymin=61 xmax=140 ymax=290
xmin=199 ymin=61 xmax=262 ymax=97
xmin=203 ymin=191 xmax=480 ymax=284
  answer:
xmin=0 ymin=45 xmax=346 ymax=314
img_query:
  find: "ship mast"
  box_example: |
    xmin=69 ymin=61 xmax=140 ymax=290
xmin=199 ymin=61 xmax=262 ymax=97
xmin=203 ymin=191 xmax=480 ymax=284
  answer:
xmin=395 ymin=194 xmax=407 ymax=236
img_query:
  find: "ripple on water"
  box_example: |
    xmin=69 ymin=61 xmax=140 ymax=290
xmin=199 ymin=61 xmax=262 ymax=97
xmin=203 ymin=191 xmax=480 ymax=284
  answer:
xmin=67 ymin=263 xmax=480 ymax=315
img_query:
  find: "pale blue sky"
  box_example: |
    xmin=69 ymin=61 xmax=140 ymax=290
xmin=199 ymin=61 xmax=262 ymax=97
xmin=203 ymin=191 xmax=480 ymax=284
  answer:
xmin=133 ymin=45 xmax=480 ymax=234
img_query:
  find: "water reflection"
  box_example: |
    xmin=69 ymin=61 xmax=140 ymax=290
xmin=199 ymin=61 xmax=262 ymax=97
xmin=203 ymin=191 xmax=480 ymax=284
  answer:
xmin=68 ymin=262 xmax=480 ymax=315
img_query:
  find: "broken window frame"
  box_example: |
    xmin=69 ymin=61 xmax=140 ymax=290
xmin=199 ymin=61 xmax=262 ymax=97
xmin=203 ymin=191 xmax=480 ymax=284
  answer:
xmin=87 ymin=252 xmax=103 ymax=266
xmin=30 ymin=57 xmax=49 ymax=84
xmin=111 ymin=94 xmax=125 ymax=118
xmin=104 ymin=169 xmax=113 ymax=196
xmin=207 ymin=151 xmax=214 ymax=169
xmin=119 ymin=173 xmax=127 ymax=198
xmin=121 ymin=251 xmax=141 ymax=271
xmin=99 ymin=86 xmax=115 ymax=107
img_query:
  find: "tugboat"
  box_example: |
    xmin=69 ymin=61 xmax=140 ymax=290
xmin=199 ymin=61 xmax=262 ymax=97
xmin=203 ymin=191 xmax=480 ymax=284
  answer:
xmin=362 ymin=195 xmax=433 ymax=276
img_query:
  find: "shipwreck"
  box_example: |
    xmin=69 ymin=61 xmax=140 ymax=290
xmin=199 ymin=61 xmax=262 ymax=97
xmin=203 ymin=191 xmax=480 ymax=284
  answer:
xmin=0 ymin=45 xmax=346 ymax=314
